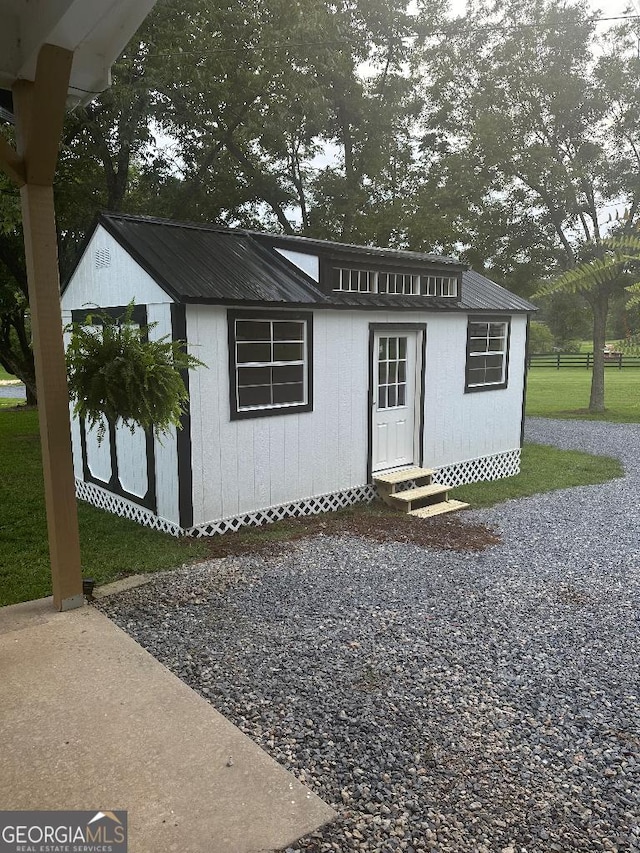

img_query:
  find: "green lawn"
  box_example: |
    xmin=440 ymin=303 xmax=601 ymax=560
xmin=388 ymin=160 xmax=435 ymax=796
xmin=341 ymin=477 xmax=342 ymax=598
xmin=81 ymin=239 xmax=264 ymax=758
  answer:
xmin=453 ymin=443 xmax=623 ymax=508
xmin=0 ymin=367 xmax=16 ymax=382
xmin=0 ymin=408 xmax=208 ymax=607
xmin=1 ymin=407 xmax=625 ymax=606
xmin=526 ymin=367 xmax=640 ymax=422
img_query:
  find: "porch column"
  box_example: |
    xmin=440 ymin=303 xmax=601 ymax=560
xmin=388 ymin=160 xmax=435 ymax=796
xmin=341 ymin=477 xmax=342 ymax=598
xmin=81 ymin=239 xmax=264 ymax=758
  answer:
xmin=1 ymin=45 xmax=84 ymax=611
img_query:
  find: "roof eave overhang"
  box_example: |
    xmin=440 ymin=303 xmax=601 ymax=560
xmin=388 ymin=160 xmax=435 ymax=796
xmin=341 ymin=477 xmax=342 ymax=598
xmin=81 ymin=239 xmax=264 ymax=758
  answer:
xmin=0 ymin=0 xmax=157 ymax=108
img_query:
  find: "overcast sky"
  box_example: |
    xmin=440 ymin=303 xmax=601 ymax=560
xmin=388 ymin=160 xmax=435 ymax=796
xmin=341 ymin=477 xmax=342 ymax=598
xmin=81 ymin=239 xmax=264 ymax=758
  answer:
xmin=448 ymin=0 xmax=639 ymax=16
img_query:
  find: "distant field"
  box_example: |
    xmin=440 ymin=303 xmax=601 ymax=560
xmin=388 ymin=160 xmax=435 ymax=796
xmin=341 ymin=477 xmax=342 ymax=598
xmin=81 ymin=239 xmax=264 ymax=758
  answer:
xmin=526 ymin=368 xmax=640 ymax=422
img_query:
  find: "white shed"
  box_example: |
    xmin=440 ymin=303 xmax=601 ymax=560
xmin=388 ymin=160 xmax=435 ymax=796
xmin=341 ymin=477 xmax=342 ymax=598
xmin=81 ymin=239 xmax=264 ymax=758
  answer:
xmin=61 ymin=213 xmax=535 ymax=537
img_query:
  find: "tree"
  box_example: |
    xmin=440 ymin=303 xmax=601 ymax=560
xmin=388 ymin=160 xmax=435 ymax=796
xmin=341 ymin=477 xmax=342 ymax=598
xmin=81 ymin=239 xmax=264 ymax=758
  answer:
xmin=5 ymin=0 xmax=640 ymax=413
xmin=0 ymin=175 xmax=37 ymax=403
xmin=535 ymin=235 xmax=640 ymax=410
xmin=538 ymin=291 xmax=591 ymax=350
xmin=416 ymin=0 xmax=640 ymax=410
xmin=153 ymin=0 xmax=440 ymax=243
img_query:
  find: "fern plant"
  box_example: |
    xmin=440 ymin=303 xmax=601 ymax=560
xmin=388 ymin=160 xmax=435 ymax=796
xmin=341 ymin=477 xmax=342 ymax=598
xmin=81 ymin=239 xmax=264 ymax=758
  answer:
xmin=65 ymin=303 xmax=205 ymax=442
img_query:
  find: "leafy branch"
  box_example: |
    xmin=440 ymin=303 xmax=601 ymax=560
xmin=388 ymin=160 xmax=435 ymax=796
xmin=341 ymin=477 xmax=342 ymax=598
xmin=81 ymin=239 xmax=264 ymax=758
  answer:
xmin=533 ymin=235 xmax=640 ymax=299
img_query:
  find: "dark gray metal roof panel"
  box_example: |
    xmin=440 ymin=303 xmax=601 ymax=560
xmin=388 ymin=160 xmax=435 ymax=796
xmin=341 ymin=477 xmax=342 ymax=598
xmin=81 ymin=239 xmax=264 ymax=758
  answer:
xmin=460 ymin=269 xmax=537 ymax=313
xmin=97 ymin=213 xmax=535 ymax=313
xmin=327 ymin=292 xmax=462 ymax=310
xmin=250 ymin=231 xmax=463 ymax=268
xmin=101 ymin=214 xmax=329 ymax=305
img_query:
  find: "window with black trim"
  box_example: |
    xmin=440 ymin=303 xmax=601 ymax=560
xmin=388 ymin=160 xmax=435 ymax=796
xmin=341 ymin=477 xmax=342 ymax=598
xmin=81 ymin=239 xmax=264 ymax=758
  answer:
xmin=228 ymin=311 xmax=313 ymax=419
xmin=465 ymin=318 xmax=510 ymax=391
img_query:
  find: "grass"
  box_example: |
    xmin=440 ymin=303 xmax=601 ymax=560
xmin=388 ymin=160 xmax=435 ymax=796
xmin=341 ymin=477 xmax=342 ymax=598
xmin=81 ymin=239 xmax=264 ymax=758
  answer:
xmin=526 ymin=367 xmax=640 ymax=422
xmin=0 ymin=408 xmax=208 ymax=607
xmin=453 ymin=442 xmax=623 ymax=508
xmin=0 ymin=366 xmax=16 ymax=382
xmin=1 ymin=407 xmax=624 ymax=605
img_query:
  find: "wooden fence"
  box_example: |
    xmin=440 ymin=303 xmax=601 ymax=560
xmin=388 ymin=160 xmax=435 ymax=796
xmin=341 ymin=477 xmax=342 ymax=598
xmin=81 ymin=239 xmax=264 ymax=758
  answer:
xmin=527 ymin=352 xmax=640 ymax=369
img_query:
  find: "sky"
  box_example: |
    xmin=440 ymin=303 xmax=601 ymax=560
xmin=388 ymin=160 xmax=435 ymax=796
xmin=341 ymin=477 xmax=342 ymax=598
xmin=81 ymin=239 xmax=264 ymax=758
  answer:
xmin=449 ymin=0 xmax=638 ymax=16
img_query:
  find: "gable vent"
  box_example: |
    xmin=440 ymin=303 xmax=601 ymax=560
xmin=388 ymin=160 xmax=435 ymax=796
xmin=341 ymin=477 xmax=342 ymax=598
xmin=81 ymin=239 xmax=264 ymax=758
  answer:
xmin=94 ymin=248 xmax=111 ymax=269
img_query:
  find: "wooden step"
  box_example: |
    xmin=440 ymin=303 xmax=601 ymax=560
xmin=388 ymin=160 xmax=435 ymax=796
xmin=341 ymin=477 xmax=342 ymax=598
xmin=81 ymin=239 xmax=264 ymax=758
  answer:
xmin=373 ymin=466 xmax=434 ymax=487
xmin=389 ymin=483 xmax=450 ymax=504
xmin=374 ymin=467 xmax=435 ymax=506
xmin=409 ymin=499 xmax=469 ymax=518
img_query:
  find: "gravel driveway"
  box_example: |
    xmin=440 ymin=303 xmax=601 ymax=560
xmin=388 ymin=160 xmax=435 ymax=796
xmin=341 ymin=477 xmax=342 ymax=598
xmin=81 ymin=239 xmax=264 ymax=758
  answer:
xmin=100 ymin=418 xmax=640 ymax=853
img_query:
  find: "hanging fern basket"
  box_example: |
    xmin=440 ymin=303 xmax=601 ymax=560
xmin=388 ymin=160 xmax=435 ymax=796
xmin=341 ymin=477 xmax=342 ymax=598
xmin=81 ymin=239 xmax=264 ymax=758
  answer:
xmin=65 ymin=303 xmax=205 ymax=443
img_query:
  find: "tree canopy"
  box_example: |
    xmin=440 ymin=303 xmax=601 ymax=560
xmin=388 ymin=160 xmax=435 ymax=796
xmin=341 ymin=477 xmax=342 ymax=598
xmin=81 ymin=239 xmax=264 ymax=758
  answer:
xmin=1 ymin=0 xmax=639 ymax=408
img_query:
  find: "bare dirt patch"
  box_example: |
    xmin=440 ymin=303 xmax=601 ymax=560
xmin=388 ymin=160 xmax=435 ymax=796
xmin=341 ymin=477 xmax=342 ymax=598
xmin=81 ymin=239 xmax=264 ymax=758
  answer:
xmin=199 ymin=501 xmax=501 ymax=560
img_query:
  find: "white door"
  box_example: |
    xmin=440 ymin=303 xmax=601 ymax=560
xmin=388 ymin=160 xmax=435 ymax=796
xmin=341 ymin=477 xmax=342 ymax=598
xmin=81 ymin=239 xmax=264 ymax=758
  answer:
xmin=372 ymin=330 xmax=418 ymax=473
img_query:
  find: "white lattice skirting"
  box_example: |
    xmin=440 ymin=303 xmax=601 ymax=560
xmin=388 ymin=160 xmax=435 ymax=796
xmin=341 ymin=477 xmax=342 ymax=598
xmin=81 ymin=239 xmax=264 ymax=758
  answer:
xmin=432 ymin=448 xmax=521 ymax=487
xmin=75 ymin=480 xmax=182 ymax=536
xmin=188 ymin=485 xmax=378 ymax=538
xmin=75 ymin=448 xmax=520 ymax=538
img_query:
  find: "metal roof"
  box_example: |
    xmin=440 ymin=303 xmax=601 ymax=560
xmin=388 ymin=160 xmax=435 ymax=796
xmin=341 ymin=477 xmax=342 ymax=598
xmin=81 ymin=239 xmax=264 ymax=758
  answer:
xmin=459 ymin=269 xmax=537 ymax=313
xmin=250 ymin=230 xmax=462 ymax=267
xmin=92 ymin=213 xmax=535 ymax=313
xmin=328 ymin=292 xmax=463 ymax=310
xmin=100 ymin=214 xmax=327 ymax=305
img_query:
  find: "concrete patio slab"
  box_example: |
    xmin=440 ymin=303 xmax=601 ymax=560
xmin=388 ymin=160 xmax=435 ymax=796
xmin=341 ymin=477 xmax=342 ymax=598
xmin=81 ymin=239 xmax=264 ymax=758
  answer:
xmin=0 ymin=598 xmax=335 ymax=852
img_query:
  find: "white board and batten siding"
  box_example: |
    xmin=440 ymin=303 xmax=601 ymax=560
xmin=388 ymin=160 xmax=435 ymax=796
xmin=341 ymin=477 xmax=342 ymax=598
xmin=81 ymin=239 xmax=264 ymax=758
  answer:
xmin=61 ymin=226 xmax=182 ymax=526
xmin=187 ymin=306 xmax=527 ymax=528
xmin=422 ymin=312 xmax=526 ymax=467
xmin=61 ymin=226 xmax=172 ymax=310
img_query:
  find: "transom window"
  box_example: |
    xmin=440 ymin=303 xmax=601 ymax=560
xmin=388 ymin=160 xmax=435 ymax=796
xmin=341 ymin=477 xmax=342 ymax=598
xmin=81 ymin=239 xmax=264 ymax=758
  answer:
xmin=335 ymin=267 xmax=458 ymax=298
xmin=466 ymin=319 xmax=510 ymax=391
xmin=337 ymin=268 xmax=376 ymax=292
xmin=377 ymin=336 xmax=408 ymax=409
xmin=229 ymin=312 xmax=313 ymax=419
xmin=424 ymin=275 xmax=457 ymax=297
xmin=378 ymin=273 xmax=418 ymax=295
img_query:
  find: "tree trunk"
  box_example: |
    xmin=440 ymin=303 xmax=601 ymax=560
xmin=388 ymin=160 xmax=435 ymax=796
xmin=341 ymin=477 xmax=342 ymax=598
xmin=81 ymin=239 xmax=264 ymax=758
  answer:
xmin=589 ymin=293 xmax=608 ymax=413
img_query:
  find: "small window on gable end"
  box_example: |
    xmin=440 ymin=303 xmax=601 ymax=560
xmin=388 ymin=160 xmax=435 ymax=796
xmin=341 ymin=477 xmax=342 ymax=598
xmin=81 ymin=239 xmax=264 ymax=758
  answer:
xmin=465 ymin=317 xmax=510 ymax=392
xmin=228 ymin=310 xmax=313 ymax=419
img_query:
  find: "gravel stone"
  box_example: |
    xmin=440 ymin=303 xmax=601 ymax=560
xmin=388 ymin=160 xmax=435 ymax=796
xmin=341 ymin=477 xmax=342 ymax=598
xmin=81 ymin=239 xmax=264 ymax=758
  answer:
xmin=98 ymin=418 xmax=640 ymax=852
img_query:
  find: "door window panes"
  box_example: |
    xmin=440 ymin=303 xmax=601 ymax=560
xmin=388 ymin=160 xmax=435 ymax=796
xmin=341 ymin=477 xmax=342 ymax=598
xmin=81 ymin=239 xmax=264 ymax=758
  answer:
xmin=377 ymin=335 xmax=408 ymax=410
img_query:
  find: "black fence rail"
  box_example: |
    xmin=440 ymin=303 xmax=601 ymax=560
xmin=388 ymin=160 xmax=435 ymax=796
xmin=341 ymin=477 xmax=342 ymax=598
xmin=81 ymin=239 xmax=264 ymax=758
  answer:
xmin=527 ymin=352 xmax=640 ymax=369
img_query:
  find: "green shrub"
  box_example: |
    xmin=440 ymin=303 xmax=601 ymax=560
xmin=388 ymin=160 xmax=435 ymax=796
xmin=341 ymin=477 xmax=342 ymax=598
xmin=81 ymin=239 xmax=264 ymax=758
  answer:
xmin=561 ymin=339 xmax=582 ymax=353
xmin=528 ymin=321 xmax=554 ymax=353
